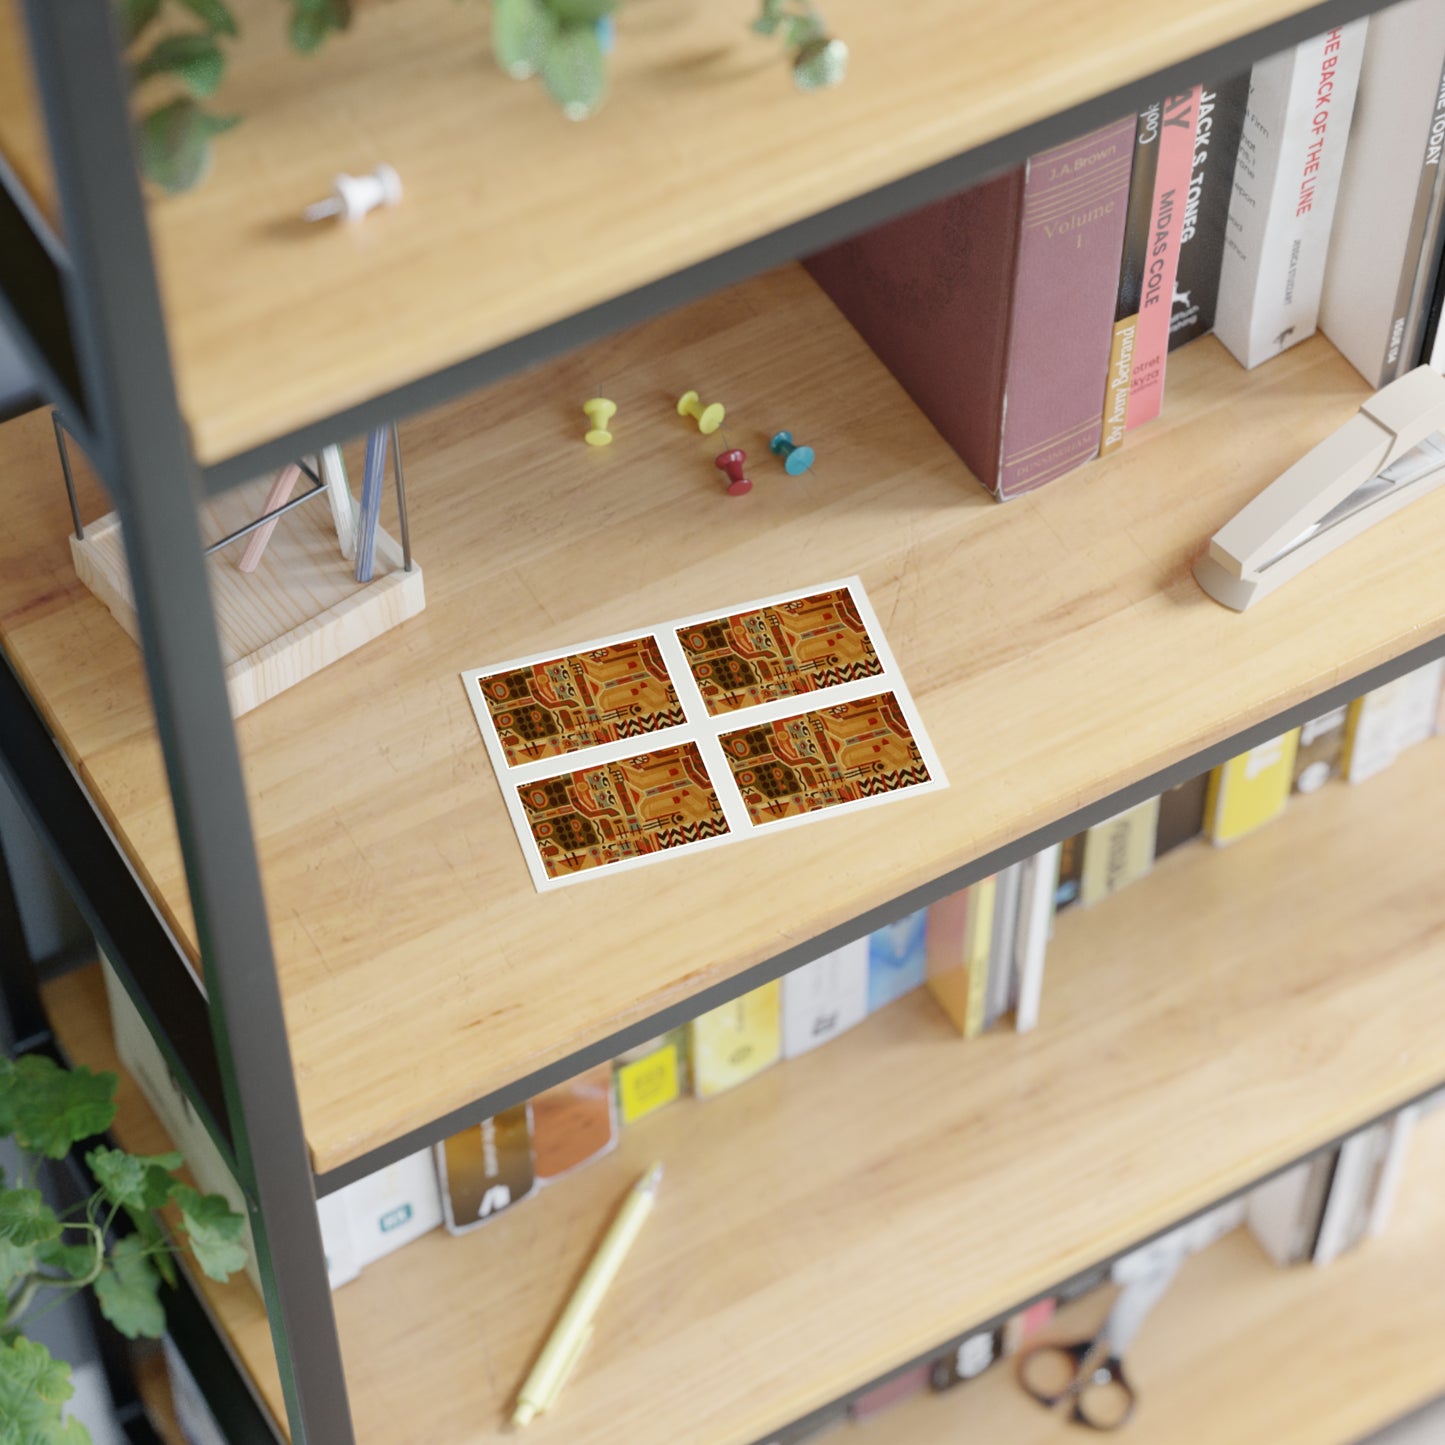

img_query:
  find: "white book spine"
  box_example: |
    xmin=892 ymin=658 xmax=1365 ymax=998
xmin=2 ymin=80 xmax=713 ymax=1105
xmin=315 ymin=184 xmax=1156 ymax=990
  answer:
xmin=1367 ymin=1105 xmax=1421 ymax=1237
xmin=780 ymin=940 xmax=870 ymax=1058
xmin=1013 ymin=844 xmax=1061 ymax=1034
xmin=1216 ymin=21 xmax=1368 ymax=369
xmin=1319 ymin=0 xmax=1445 ymax=386
xmin=1312 ymin=1128 xmax=1375 ymax=1265
xmin=984 ymin=862 xmax=1023 ymax=1028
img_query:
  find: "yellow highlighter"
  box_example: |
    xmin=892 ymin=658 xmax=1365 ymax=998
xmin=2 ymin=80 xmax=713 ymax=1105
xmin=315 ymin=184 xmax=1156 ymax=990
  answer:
xmin=512 ymin=1163 xmax=663 ymax=1427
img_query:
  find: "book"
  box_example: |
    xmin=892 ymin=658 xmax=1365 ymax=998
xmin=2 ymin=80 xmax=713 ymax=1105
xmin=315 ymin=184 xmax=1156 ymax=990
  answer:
xmin=1204 ymin=730 xmax=1300 ymax=844
xmin=531 ymin=1062 xmax=617 ymax=1181
xmin=1153 ymin=773 xmax=1209 ymax=857
xmin=690 ymin=981 xmax=782 ymax=1097
xmin=983 ymin=863 xmax=1023 ymax=1029
xmin=848 ymin=1364 xmax=930 ymax=1421
xmin=1343 ymin=661 xmax=1445 ymax=782
xmin=1100 ymin=103 xmax=1163 ymax=456
xmin=436 ymin=1105 xmax=534 ymax=1235
xmin=1078 ymin=795 xmax=1160 ymax=905
xmin=1312 ymin=1126 xmax=1382 ymax=1265
xmin=1124 ymin=87 xmax=1201 ymax=429
xmin=780 ymin=942 xmax=869 ymax=1058
xmin=926 ymin=877 xmax=997 ymax=1037
xmin=1320 ymin=0 xmax=1445 ymax=386
xmin=1054 ymin=832 xmax=1085 ymax=910
xmin=1013 ymin=843 xmax=1061 ymax=1034
xmin=347 ymin=1148 xmax=446 ymax=1263
xmin=1169 ymin=73 xmax=1251 ymax=349
xmin=1367 ymin=1105 xmax=1421 ymax=1237
xmin=1292 ymin=705 xmax=1348 ymax=793
xmin=806 ymin=116 xmax=1135 ymax=498
xmin=1246 ymin=1151 xmax=1337 ymax=1264
xmin=614 ymin=1029 xmax=689 ymax=1122
xmin=1214 ymin=22 xmax=1369 ymax=369
xmin=865 ymin=909 xmax=929 ymax=1013
xmin=999 ymin=1297 xmax=1057 ymax=1357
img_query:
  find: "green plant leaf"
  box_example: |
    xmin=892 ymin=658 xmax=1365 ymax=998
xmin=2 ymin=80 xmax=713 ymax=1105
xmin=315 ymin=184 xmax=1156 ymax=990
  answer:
xmin=118 ymin=1206 xmax=177 ymax=1288
xmin=751 ymin=0 xmax=785 ymax=34
xmin=540 ymin=22 xmax=606 ymax=119
xmin=177 ymin=0 xmax=239 ymax=36
xmin=492 ymin=0 xmax=553 ymax=78
xmin=5 ymin=1057 xmax=116 ymax=1160
xmin=172 ymin=1185 xmax=247 ymax=1282
xmin=137 ymin=99 xmax=213 ymax=192
xmin=117 ymin=0 xmax=162 ymax=44
xmin=792 ymin=34 xmax=847 ymax=90
xmin=0 ymin=1190 xmax=61 ymax=1248
xmin=0 ymin=1236 xmax=34 ymax=1295
xmin=783 ymin=13 xmax=823 ymax=47
xmin=36 ymin=1236 xmax=100 ymax=1283
xmin=94 ymin=1236 xmax=165 ymax=1340
xmin=0 ymin=1336 xmax=90 ymax=1445
xmin=545 ymin=0 xmax=615 ymax=22
xmin=85 ymin=1147 xmax=181 ymax=1213
xmin=289 ymin=0 xmax=350 ymax=52
xmin=133 ymin=32 xmax=226 ymax=98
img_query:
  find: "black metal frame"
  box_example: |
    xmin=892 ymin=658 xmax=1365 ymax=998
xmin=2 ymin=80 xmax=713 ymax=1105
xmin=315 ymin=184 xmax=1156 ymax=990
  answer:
xmin=0 ymin=0 xmax=1437 ymax=1438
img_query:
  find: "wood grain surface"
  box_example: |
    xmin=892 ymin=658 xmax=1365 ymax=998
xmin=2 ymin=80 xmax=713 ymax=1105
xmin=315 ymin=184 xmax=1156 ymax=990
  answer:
xmin=5 ymin=267 xmax=1445 ymax=1173
xmin=855 ymin=1110 xmax=1445 ymax=1445
xmin=43 ymin=735 xmax=1445 ymax=1443
xmin=124 ymin=0 xmax=1338 ymax=463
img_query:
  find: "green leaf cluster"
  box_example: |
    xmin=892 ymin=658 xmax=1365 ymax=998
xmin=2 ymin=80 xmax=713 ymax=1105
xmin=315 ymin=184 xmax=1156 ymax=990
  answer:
xmin=0 ymin=1337 xmax=89 ymax=1445
xmin=492 ymin=0 xmax=615 ymax=120
xmin=751 ymin=0 xmax=847 ymax=90
xmin=0 ymin=1048 xmax=247 ymax=1436
xmin=120 ymin=0 xmax=243 ymax=192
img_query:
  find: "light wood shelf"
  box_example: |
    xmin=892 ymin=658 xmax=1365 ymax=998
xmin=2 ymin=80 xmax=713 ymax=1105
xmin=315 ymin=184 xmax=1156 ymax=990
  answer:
xmin=854 ymin=1106 xmax=1445 ymax=1445
xmin=122 ymin=0 xmax=1336 ymax=466
xmin=0 ymin=0 xmax=58 ymax=231
xmin=5 ymin=265 xmax=1445 ymax=1174
xmin=44 ymin=734 xmax=1445 ymax=1444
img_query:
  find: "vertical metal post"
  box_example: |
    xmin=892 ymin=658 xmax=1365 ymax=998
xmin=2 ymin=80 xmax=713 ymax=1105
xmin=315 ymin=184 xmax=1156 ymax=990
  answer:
xmin=20 ymin=3 xmax=356 ymax=1441
xmin=0 ymin=830 xmax=49 ymax=1053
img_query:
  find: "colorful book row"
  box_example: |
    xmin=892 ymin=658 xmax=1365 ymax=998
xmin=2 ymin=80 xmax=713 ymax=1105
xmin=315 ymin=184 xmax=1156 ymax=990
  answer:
xmin=807 ymin=6 xmax=1445 ymax=498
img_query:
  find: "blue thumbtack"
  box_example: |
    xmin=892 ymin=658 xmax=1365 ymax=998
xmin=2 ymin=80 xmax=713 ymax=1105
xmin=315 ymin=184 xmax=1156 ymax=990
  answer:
xmin=769 ymin=430 xmax=815 ymax=475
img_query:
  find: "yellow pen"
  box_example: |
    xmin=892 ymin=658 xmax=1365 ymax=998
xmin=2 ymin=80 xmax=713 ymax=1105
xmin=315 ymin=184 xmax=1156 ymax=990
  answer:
xmin=511 ymin=1162 xmax=663 ymax=1428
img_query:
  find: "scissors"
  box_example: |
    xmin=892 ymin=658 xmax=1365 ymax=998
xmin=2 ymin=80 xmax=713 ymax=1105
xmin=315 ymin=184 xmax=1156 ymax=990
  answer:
xmin=1016 ymin=1244 xmax=1183 ymax=1430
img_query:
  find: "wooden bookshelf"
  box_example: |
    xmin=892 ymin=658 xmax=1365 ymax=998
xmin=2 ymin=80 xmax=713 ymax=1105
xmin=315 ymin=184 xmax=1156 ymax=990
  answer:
xmin=44 ymin=735 xmax=1445 ymax=1444
xmin=6 ymin=264 xmax=1445 ymax=1174
xmin=121 ymin=0 xmax=1334 ymax=465
xmin=853 ymin=1107 xmax=1445 ymax=1445
xmin=0 ymin=0 xmax=56 ymax=229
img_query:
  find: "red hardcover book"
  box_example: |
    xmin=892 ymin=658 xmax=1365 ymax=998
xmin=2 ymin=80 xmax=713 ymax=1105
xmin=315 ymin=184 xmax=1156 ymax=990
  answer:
xmin=806 ymin=117 xmax=1135 ymax=499
xmin=1125 ymin=88 xmax=1201 ymax=430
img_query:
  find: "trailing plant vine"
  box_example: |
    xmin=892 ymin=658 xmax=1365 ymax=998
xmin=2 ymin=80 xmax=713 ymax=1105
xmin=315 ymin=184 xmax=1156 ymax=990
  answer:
xmin=0 ymin=1053 xmax=246 ymax=1445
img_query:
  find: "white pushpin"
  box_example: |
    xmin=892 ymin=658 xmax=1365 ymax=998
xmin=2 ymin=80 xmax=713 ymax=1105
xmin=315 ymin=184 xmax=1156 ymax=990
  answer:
xmin=303 ymin=164 xmax=402 ymax=224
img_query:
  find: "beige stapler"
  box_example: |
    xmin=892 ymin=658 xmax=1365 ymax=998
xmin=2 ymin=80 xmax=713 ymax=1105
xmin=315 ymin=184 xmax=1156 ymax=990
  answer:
xmin=1194 ymin=365 xmax=1445 ymax=610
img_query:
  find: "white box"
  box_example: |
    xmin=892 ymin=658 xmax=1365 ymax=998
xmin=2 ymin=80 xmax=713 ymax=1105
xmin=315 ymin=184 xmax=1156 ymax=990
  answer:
xmin=780 ymin=941 xmax=869 ymax=1058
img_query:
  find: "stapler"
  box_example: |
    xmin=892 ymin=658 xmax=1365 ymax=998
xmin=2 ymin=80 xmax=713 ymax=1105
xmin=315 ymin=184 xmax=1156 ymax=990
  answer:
xmin=1194 ymin=365 xmax=1445 ymax=610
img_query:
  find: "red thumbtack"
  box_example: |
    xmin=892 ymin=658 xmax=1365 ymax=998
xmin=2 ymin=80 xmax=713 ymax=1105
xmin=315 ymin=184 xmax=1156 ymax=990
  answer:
xmin=714 ymin=448 xmax=753 ymax=497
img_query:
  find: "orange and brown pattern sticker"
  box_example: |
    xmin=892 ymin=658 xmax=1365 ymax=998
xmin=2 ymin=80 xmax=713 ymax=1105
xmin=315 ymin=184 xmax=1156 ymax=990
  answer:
xmin=676 ymin=587 xmax=883 ymax=716
xmin=718 ymin=691 xmax=930 ymax=826
xmin=477 ymin=636 xmax=684 ymax=767
xmin=516 ymin=742 xmax=729 ymax=880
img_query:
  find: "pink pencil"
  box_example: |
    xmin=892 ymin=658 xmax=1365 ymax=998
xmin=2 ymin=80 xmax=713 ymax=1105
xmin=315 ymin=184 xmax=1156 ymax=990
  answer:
xmin=237 ymin=463 xmax=302 ymax=574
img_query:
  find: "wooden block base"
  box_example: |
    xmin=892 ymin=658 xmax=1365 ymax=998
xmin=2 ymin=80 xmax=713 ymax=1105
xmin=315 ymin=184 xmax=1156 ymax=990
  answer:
xmin=69 ymin=475 xmax=424 ymax=717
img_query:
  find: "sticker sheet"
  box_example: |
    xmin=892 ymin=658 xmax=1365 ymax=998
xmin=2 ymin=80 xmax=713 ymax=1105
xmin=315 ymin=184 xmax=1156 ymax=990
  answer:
xmin=462 ymin=579 xmax=946 ymax=891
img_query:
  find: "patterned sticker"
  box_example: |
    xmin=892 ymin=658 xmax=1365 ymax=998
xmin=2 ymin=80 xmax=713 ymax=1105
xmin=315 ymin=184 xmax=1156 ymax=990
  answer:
xmin=677 ymin=587 xmax=883 ymax=715
xmin=718 ymin=692 xmax=930 ymax=825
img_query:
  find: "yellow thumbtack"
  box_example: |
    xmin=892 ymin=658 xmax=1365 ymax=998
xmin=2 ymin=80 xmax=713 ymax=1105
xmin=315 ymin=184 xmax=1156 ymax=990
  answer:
xmin=676 ymin=389 xmax=725 ymax=435
xmin=583 ymin=397 xmax=616 ymax=447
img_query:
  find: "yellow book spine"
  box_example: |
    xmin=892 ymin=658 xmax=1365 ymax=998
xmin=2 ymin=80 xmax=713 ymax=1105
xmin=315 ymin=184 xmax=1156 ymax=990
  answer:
xmin=1206 ymin=730 xmax=1300 ymax=845
xmin=962 ymin=877 xmax=997 ymax=1038
xmin=689 ymin=981 xmax=782 ymax=1098
xmin=1098 ymin=317 xmax=1137 ymax=457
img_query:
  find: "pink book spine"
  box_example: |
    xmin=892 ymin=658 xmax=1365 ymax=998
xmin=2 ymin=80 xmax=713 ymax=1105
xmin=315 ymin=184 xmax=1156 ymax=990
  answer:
xmin=1125 ymin=88 xmax=1201 ymax=430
